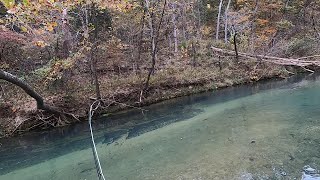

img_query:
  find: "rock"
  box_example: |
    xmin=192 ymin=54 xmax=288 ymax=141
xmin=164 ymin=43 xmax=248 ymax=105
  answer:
xmin=302 ymin=165 xmax=320 ymax=180
xmin=304 ymin=166 xmax=317 ymax=174
xmin=280 ymin=171 xmax=287 ymax=176
xmin=302 ymin=173 xmax=320 ymax=180
xmin=238 ymin=172 xmax=254 ymax=180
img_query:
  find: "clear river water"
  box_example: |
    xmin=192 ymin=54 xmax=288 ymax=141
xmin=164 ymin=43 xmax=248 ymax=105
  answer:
xmin=0 ymin=74 xmax=320 ymax=180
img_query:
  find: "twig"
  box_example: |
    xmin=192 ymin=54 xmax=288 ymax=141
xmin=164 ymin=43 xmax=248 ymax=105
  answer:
xmin=298 ymin=55 xmax=320 ymax=60
xmin=284 ymin=68 xmax=295 ymax=75
xmin=301 ymin=66 xmax=315 ymax=73
xmin=37 ymin=113 xmax=55 ymax=127
xmin=9 ymin=116 xmax=33 ymax=136
xmin=0 ymin=85 xmax=4 ymax=99
xmin=100 ymin=98 xmax=148 ymax=112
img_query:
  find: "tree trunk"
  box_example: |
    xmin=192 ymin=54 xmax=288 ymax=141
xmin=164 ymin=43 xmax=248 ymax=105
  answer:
xmin=143 ymin=0 xmax=167 ymax=93
xmin=0 ymin=69 xmax=62 ymax=115
xmin=90 ymin=46 xmax=101 ymax=100
xmin=224 ymin=0 xmax=231 ymax=43
xmin=250 ymin=0 xmax=259 ymax=51
xmin=216 ymin=0 xmax=223 ymax=40
xmin=172 ymin=3 xmax=178 ymax=54
xmin=181 ymin=2 xmax=187 ymax=41
xmin=144 ymin=0 xmax=156 ymax=92
xmin=197 ymin=0 xmax=202 ymax=39
xmin=61 ymin=8 xmax=72 ymax=59
xmin=137 ymin=7 xmax=146 ymax=73
xmin=233 ymin=32 xmax=239 ymax=61
xmin=86 ymin=4 xmax=102 ymax=100
xmin=192 ymin=40 xmax=196 ymax=67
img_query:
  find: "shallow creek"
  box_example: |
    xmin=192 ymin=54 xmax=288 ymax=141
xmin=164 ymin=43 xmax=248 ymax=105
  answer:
xmin=0 ymin=74 xmax=320 ymax=180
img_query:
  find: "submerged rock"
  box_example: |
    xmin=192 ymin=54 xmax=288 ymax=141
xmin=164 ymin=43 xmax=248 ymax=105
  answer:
xmin=302 ymin=165 xmax=320 ymax=180
xmin=280 ymin=171 xmax=287 ymax=176
xmin=304 ymin=166 xmax=317 ymax=174
xmin=237 ymin=172 xmax=254 ymax=180
xmin=302 ymin=173 xmax=320 ymax=180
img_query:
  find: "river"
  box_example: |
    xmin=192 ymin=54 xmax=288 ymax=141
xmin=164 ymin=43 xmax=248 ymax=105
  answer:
xmin=0 ymin=74 xmax=320 ymax=180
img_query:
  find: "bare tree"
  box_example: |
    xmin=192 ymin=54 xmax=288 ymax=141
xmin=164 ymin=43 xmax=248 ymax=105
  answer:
xmin=250 ymin=0 xmax=259 ymax=51
xmin=137 ymin=5 xmax=146 ymax=73
xmin=171 ymin=2 xmax=178 ymax=54
xmin=143 ymin=0 xmax=156 ymax=93
xmin=84 ymin=3 xmax=102 ymax=100
xmin=224 ymin=0 xmax=231 ymax=43
xmin=216 ymin=0 xmax=224 ymax=40
xmin=143 ymin=0 xmax=167 ymax=96
xmin=231 ymin=25 xmax=239 ymax=61
xmin=197 ymin=0 xmax=202 ymax=39
xmin=181 ymin=2 xmax=187 ymax=41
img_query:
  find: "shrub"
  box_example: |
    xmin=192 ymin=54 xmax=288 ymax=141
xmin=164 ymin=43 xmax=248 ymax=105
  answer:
xmin=285 ymin=38 xmax=317 ymax=57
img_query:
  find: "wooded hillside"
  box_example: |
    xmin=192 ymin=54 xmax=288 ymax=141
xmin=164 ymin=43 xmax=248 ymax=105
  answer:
xmin=0 ymin=0 xmax=319 ymax=137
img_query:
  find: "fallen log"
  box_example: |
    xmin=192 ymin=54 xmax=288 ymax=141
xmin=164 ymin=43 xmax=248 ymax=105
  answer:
xmin=211 ymin=47 xmax=320 ymax=72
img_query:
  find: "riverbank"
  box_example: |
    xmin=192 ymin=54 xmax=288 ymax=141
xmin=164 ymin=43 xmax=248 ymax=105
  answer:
xmin=1 ymin=71 xmax=320 ymax=179
xmin=0 ymin=60 xmax=294 ymax=138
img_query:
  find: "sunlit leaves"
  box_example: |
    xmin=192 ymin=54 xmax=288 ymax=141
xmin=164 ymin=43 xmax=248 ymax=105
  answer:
xmin=45 ymin=24 xmax=54 ymax=31
xmin=100 ymin=0 xmax=138 ymax=12
xmin=22 ymin=0 xmax=29 ymax=6
xmin=276 ymin=20 xmax=294 ymax=30
xmin=0 ymin=0 xmax=15 ymax=9
xmin=20 ymin=26 xmax=28 ymax=32
xmin=45 ymin=21 xmax=57 ymax=32
xmin=34 ymin=40 xmax=47 ymax=47
xmin=256 ymin=19 xmax=269 ymax=26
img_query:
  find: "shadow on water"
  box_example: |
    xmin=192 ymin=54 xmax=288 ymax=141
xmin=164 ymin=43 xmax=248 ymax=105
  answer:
xmin=0 ymin=73 xmax=316 ymax=175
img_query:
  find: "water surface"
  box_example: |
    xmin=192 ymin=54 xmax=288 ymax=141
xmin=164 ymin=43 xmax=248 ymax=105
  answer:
xmin=0 ymin=75 xmax=320 ymax=180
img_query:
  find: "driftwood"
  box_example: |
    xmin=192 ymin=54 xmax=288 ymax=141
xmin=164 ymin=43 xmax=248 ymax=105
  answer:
xmin=211 ymin=46 xmax=320 ymax=73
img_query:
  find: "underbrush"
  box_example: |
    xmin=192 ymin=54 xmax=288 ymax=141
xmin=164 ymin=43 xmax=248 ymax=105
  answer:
xmin=0 ymin=56 xmax=288 ymax=137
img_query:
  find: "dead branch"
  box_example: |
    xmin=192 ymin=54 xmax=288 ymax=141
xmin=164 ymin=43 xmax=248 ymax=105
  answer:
xmin=298 ymin=55 xmax=320 ymax=60
xmin=0 ymin=69 xmax=80 ymax=123
xmin=0 ymin=85 xmax=4 ymax=99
